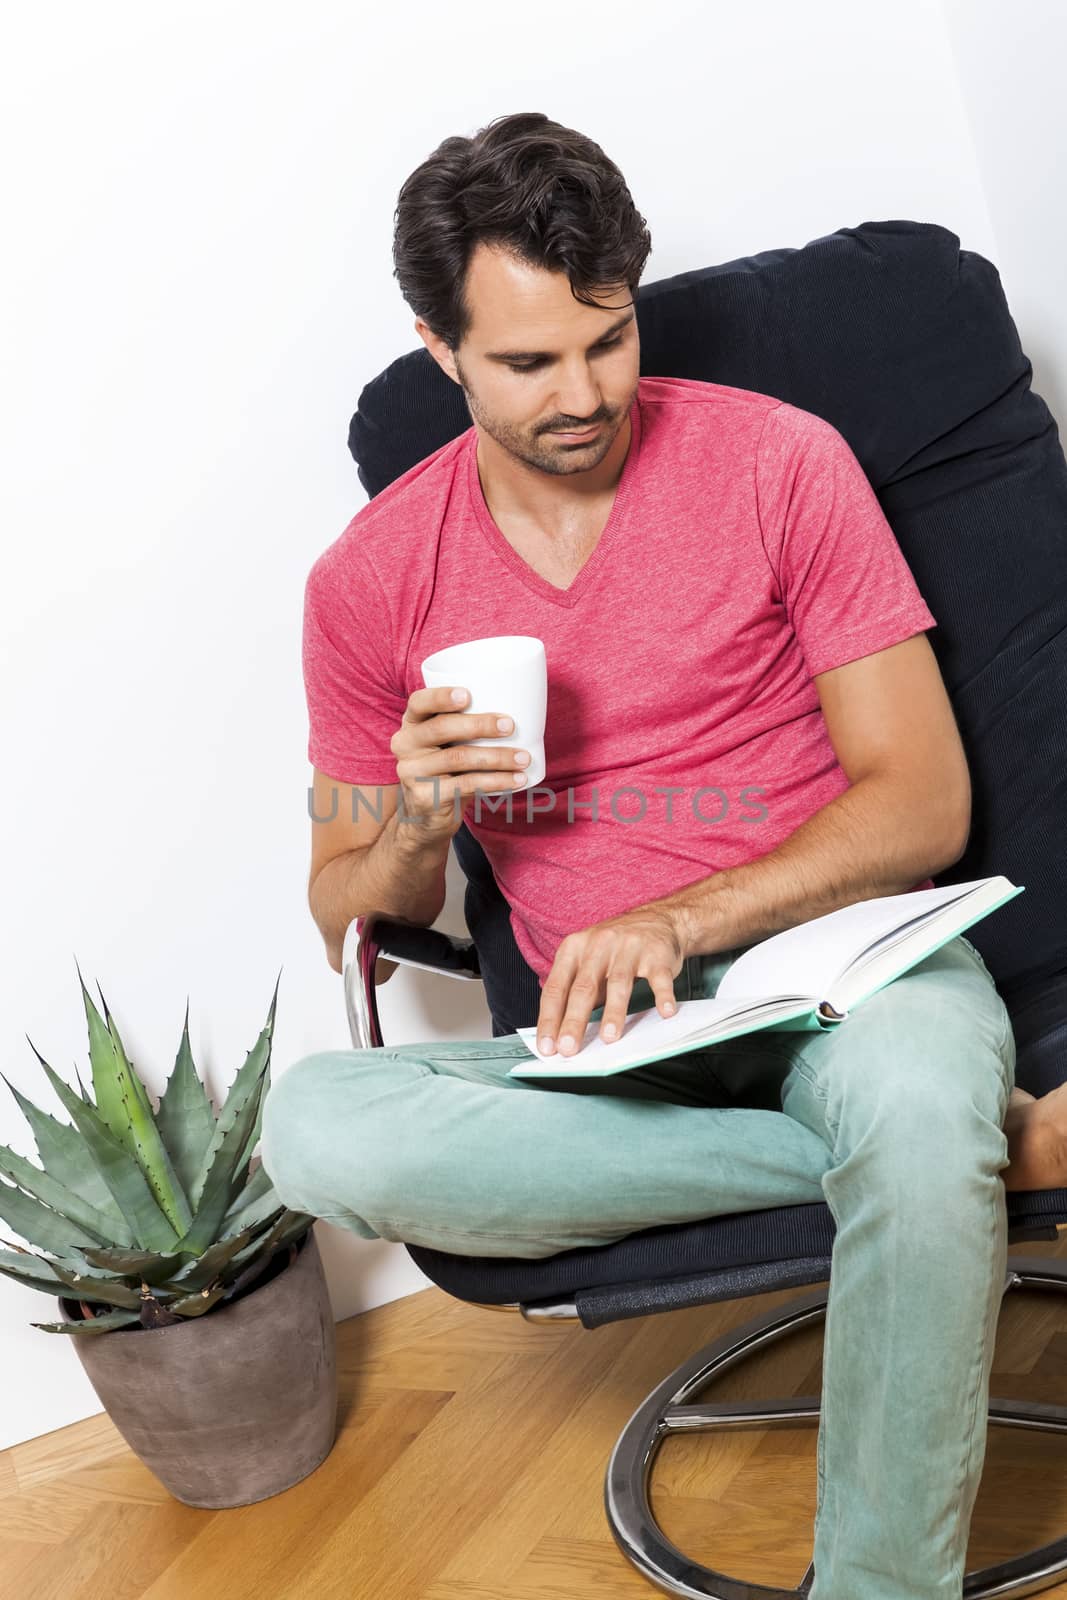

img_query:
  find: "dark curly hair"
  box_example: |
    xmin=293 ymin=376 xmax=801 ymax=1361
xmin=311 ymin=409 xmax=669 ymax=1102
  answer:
xmin=392 ymin=112 xmax=652 ymax=352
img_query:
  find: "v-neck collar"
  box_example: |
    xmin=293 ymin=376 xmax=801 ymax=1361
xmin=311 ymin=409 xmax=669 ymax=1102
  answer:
xmin=465 ymin=395 xmax=643 ymax=609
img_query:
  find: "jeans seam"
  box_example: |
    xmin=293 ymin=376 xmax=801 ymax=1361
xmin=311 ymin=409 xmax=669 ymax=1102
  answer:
xmin=424 ymin=1045 xmax=530 ymax=1062
xmin=997 ymin=1000 xmax=1015 ymax=1072
xmin=787 ymin=1057 xmax=842 ymax=1150
xmin=318 ymin=1212 xmax=613 ymax=1246
xmin=810 ymin=1074 xmax=835 ymax=1525
xmin=786 ymin=1052 xmax=837 ymax=1529
xmin=949 ymin=1145 xmax=1004 ymax=1586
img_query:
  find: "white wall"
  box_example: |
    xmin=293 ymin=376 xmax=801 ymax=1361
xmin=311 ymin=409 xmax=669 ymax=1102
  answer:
xmin=0 ymin=0 xmax=1028 ymax=1451
xmin=942 ymin=0 xmax=1067 ymax=428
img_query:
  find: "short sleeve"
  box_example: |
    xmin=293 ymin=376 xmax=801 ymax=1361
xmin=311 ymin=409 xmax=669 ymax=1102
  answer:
xmin=755 ymin=403 xmax=937 ymax=677
xmin=302 ymin=553 xmax=407 ymax=786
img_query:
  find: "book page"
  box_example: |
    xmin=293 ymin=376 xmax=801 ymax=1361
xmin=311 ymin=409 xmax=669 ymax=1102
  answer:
xmin=516 ymin=995 xmax=757 ymax=1064
xmin=513 ymin=993 xmax=815 ymax=1076
xmin=715 ymin=880 xmax=992 ymax=1004
xmin=827 ymin=879 xmax=1024 ymax=1012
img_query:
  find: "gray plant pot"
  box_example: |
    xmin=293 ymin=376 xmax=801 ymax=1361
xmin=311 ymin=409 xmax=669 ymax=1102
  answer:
xmin=57 ymin=1225 xmax=337 ymax=1508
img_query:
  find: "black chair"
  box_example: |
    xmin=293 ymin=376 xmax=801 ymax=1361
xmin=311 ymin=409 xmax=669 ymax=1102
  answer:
xmin=342 ymin=220 xmax=1067 ymax=1598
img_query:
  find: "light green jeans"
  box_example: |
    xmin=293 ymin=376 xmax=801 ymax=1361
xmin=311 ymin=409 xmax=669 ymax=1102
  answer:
xmin=261 ymin=932 xmax=1016 ymax=1600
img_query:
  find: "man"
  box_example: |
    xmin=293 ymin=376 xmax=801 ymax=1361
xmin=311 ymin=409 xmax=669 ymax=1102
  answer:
xmin=261 ymin=112 xmax=1060 ymax=1598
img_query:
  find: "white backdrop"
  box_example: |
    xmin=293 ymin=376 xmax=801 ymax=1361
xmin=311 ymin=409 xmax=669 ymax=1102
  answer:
xmin=1 ymin=0 xmax=1057 ymax=1451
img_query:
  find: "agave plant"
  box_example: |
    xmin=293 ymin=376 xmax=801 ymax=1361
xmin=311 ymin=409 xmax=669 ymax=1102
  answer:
xmin=0 ymin=964 xmax=314 ymax=1335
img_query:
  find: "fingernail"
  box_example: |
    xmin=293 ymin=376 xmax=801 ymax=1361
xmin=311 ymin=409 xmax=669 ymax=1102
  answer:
xmin=602 ymin=1022 xmax=617 ymax=1040
xmin=538 ymin=1036 xmax=554 ymax=1053
xmin=451 ymin=688 xmax=467 ymax=703
xmin=497 ymin=716 xmax=513 ymax=732
xmin=663 ymin=1001 xmax=675 ymax=1014
xmin=559 ymin=1034 xmax=576 ymax=1053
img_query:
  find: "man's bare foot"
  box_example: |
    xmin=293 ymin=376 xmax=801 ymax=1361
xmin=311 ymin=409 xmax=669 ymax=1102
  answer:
xmin=1003 ymin=1084 xmax=1067 ymax=1191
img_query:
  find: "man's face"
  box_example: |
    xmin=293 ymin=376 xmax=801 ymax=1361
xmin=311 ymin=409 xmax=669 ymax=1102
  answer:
xmin=417 ymin=242 xmax=640 ymax=478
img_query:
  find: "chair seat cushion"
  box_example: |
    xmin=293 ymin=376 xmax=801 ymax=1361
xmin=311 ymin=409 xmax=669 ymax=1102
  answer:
xmin=405 ymin=1187 xmax=1067 ymax=1326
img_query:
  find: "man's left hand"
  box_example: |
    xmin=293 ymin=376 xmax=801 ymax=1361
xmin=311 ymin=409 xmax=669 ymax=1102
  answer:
xmin=535 ymin=907 xmax=688 ymax=1056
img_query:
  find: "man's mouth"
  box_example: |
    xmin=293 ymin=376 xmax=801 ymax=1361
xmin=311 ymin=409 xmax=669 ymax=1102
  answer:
xmin=549 ymin=423 xmax=603 ymax=442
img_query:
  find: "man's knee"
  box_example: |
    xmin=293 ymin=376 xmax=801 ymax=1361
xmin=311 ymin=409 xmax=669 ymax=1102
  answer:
xmin=808 ymin=959 xmax=1014 ymax=1171
xmin=260 ymin=1049 xmax=387 ymax=1217
xmin=841 ymin=940 xmax=1008 ymax=1078
xmin=259 ymin=1052 xmax=328 ymax=1212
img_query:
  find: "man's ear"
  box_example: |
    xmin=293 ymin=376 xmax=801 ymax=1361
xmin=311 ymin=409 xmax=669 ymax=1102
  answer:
xmin=414 ymin=318 xmax=460 ymax=385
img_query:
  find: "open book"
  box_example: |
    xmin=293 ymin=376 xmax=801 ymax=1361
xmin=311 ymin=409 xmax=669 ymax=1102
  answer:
xmin=508 ymin=876 xmax=1023 ymax=1080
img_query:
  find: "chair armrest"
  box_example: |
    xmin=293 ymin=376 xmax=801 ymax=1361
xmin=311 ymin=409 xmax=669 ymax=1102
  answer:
xmin=342 ymin=912 xmax=483 ymax=1049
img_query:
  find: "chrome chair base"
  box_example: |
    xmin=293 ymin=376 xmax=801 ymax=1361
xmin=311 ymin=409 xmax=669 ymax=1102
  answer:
xmin=603 ymin=1255 xmax=1067 ymax=1600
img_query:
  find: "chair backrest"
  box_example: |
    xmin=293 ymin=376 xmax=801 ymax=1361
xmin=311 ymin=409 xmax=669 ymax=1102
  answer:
xmin=348 ymin=219 xmax=1067 ymax=1028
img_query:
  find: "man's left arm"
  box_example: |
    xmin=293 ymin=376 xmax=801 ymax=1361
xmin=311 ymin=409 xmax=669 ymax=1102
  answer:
xmin=535 ymin=633 xmax=971 ymax=1056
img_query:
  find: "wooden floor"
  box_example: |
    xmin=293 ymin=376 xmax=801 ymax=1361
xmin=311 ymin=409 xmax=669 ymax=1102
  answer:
xmin=7 ymin=1230 xmax=1067 ymax=1599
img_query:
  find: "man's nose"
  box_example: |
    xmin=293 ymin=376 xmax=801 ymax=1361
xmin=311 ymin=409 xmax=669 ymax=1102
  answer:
xmin=552 ymin=370 xmax=603 ymax=425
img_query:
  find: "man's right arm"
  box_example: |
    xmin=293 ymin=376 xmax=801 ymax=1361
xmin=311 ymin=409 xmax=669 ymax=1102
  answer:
xmin=306 ymin=686 xmax=531 ymax=974
xmin=308 ymin=772 xmax=451 ymax=976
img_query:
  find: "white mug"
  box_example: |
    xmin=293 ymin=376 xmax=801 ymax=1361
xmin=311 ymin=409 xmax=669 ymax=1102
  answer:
xmin=420 ymin=635 xmax=547 ymax=793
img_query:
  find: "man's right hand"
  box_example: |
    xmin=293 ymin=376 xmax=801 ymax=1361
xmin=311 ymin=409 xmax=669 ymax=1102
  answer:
xmin=389 ymin=685 xmax=532 ymax=839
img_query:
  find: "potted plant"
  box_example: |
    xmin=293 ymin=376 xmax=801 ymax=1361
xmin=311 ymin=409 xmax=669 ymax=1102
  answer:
xmin=0 ymin=965 xmax=337 ymax=1509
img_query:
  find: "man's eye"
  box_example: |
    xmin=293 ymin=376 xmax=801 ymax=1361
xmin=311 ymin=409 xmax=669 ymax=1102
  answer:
xmin=507 ymin=335 xmax=624 ymax=376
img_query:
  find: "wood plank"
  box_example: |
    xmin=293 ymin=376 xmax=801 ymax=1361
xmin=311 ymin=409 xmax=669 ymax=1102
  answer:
xmin=3 ymin=1242 xmax=1067 ymax=1598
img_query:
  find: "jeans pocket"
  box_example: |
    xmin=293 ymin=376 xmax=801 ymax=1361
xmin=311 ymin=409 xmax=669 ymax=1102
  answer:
xmin=420 ymin=1035 xmax=535 ymax=1062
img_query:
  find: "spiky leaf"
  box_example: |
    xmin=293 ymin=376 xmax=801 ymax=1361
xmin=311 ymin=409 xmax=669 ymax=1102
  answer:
xmin=73 ymin=1243 xmax=194 ymax=1285
xmin=31 ymin=1309 xmax=141 ymax=1335
xmin=202 ymin=1203 xmax=286 ymax=1292
xmin=151 ymin=1205 xmax=288 ymax=1295
xmin=267 ymin=1212 xmax=314 ymax=1251
xmin=75 ymin=968 xmax=193 ymax=1238
xmin=188 ymin=972 xmax=279 ymax=1209
xmin=75 ymin=959 xmax=133 ymax=1144
xmin=0 ymin=1245 xmax=72 ymax=1295
xmin=0 ymin=1141 xmax=136 ymax=1247
xmin=97 ymin=980 xmax=194 ymax=1231
xmin=46 ymin=1258 xmax=142 ymax=1311
xmin=176 ymin=980 xmax=279 ymax=1252
xmin=220 ymin=1158 xmax=275 ymax=1231
xmin=177 ymin=1082 xmax=266 ymax=1254
xmin=229 ymin=1209 xmax=312 ymax=1273
xmin=228 ymin=1198 xmax=288 ymax=1249
xmin=151 ymin=1222 xmax=261 ymax=1294
xmin=231 ymin=1061 xmax=269 ymax=1185
xmin=0 ymin=1176 xmax=109 ymax=1254
xmin=0 ymin=1073 xmax=125 ymax=1227
xmin=164 ymin=1279 xmax=230 ymax=1318
xmin=0 ymin=1244 xmax=141 ymax=1310
xmin=32 ymin=1057 xmax=180 ymax=1253
xmin=191 ymin=1210 xmax=309 ymax=1305
xmin=153 ymin=999 xmax=218 ymax=1205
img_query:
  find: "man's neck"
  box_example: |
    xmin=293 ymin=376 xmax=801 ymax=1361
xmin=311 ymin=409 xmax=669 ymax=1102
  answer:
xmin=475 ymin=411 xmax=632 ymax=538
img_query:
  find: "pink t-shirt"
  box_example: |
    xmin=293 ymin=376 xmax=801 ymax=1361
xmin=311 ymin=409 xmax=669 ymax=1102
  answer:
xmin=304 ymin=376 xmax=938 ymax=980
